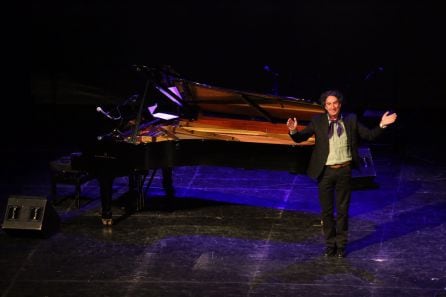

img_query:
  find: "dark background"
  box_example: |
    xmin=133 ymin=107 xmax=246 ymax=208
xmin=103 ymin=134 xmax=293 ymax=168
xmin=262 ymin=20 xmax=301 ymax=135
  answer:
xmin=20 ymin=1 xmax=446 ymax=152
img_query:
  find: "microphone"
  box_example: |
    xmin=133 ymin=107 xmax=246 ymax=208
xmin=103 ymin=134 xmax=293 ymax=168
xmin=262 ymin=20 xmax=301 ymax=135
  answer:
xmin=96 ymin=106 xmax=115 ymax=120
xmin=131 ymin=64 xmax=157 ymax=72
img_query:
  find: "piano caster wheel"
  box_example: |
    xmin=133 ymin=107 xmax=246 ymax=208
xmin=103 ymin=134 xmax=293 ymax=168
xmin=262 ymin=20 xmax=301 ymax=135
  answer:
xmin=101 ymin=218 xmax=113 ymax=226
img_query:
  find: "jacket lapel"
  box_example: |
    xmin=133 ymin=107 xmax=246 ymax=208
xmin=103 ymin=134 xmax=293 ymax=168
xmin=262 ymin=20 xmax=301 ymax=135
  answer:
xmin=342 ymin=113 xmax=352 ymax=144
xmin=320 ymin=114 xmax=329 ymax=137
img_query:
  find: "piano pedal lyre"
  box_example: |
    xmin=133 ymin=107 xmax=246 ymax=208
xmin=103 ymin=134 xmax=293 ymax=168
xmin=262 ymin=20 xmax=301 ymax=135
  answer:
xmin=101 ymin=218 xmax=113 ymax=226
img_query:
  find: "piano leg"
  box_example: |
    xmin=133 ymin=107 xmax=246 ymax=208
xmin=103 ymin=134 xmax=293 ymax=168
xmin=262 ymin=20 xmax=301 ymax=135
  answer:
xmin=97 ymin=169 xmax=173 ymax=225
xmin=162 ymin=167 xmax=175 ymax=199
xmin=129 ymin=171 xmax=145 ymax=212
xmin=162 ymin=167 xmax=175 ymax=211
xmin=98 ymin=175 xmax=114 ymax=226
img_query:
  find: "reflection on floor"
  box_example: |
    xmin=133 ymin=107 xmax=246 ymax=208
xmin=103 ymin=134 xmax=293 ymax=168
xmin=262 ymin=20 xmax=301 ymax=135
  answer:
xmin=0 ymin=145 xmax=445 ymax=297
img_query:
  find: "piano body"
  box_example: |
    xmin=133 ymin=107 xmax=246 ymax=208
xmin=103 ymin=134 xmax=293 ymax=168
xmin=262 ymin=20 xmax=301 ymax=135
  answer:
xmin=71 ymin=76 xmax=325 ymax=225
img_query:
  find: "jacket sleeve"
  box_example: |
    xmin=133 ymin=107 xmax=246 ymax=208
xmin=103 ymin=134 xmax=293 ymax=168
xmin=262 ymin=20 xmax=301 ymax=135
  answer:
xmin=356 ymin=117 xmax=384 ymax=141
xmin=289 ymin=120 xmax=316 ymax=143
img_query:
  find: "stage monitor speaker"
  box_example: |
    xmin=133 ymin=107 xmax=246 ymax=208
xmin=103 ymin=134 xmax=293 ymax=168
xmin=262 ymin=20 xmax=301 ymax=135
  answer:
xmin=2 ymin=195 xmax=60 ymax=238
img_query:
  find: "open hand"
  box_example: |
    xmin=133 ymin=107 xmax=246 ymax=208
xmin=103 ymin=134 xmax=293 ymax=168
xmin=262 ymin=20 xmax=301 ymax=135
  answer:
xmin=380 ymin=111 xmax=397 ymax=127
xmin=287 ymin=117 xmax=298 ymax=131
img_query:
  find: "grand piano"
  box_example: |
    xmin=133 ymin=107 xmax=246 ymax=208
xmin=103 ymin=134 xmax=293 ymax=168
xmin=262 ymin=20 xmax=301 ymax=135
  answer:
xmin=71 ymin=71 xmax=325 ymax=225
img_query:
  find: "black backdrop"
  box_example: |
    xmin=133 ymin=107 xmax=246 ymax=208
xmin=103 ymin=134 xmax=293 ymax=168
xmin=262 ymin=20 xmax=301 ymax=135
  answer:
xmin=31 ymin=1 xmax=444 ymax=106
xmin=23 ymin=1 xmax=445 ymax=151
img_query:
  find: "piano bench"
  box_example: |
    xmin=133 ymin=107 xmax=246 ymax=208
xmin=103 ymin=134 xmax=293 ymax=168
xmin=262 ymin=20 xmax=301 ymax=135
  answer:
xmin=49 ymin=155 xmax=92 ymax=208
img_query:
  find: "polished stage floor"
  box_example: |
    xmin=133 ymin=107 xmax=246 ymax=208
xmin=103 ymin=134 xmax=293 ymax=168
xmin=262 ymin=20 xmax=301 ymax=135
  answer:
xmin=1 ymin=129 xmax=445 ymax=297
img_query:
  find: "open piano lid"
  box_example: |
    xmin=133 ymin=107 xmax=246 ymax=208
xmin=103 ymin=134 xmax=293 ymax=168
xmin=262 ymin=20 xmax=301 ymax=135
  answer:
xmin=174 ymin=79 xmax=325 ymax=123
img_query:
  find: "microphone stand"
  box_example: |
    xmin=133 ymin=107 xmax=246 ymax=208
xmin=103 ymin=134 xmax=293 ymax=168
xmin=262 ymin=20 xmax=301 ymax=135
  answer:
xmin=263 ymin=65 xmax=279 ymax=95
xmin=130 ymin=75 xmax=152 ymax=144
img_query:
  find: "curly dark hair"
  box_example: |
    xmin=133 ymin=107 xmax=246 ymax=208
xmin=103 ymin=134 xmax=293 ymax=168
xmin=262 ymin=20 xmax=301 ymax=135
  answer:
xmin=319 ymin=90 xmax=344 ymax=106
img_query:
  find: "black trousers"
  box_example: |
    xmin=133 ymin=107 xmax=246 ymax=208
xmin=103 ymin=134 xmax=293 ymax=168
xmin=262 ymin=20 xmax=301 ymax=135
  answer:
xmin=317 ymin=165 xmax=352 ymax=248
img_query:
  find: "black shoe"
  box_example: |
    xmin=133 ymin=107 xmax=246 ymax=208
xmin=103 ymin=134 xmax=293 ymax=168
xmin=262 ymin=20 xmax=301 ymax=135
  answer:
xmin=336 ymin=248 xmax=346 ymax=258
xmin=324 ymin=247 xmax=336 ymax=257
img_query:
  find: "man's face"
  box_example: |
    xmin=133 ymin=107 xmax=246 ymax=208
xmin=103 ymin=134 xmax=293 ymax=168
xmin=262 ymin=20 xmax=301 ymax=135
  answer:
xmin=324 ymin=95 xmax=341 ymax=119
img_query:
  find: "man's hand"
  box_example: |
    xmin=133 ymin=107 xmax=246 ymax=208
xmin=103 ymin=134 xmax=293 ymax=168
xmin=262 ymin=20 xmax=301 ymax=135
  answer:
xmin=287 ymin=117 xmax=298 ymax=132
xmin=380 ymin=111 xmax=397 ymax=128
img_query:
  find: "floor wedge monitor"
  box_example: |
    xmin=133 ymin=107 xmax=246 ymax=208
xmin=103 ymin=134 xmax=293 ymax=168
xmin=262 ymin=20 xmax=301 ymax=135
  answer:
xmin=2 ymin=195 xmax=60 ymax=237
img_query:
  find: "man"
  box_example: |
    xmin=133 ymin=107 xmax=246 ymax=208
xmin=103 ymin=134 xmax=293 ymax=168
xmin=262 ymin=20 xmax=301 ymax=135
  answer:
xmin=286 ymin=90 xmax=397 ymax=258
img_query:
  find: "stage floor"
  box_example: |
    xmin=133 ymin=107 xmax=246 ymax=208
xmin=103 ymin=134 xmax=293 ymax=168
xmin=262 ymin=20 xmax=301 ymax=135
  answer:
xmin=1 ymin=142 xmax=445 ymax=297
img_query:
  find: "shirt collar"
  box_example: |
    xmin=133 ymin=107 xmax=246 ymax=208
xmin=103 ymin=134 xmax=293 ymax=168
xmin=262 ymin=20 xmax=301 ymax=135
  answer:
xmin=327 ymin=113 xmax=343 ymax=122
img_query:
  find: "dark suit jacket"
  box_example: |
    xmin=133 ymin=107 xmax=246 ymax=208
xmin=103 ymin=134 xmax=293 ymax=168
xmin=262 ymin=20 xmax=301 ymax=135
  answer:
xmin=290 ymin=113 xmax=383 ymax=180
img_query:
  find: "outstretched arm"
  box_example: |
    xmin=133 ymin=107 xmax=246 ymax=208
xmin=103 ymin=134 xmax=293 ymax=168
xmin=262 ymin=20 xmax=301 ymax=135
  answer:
xmin=287 ymin=117 xmax=315 ymax=143
xmin=379 ymin=111 xmax=397 ymax=128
